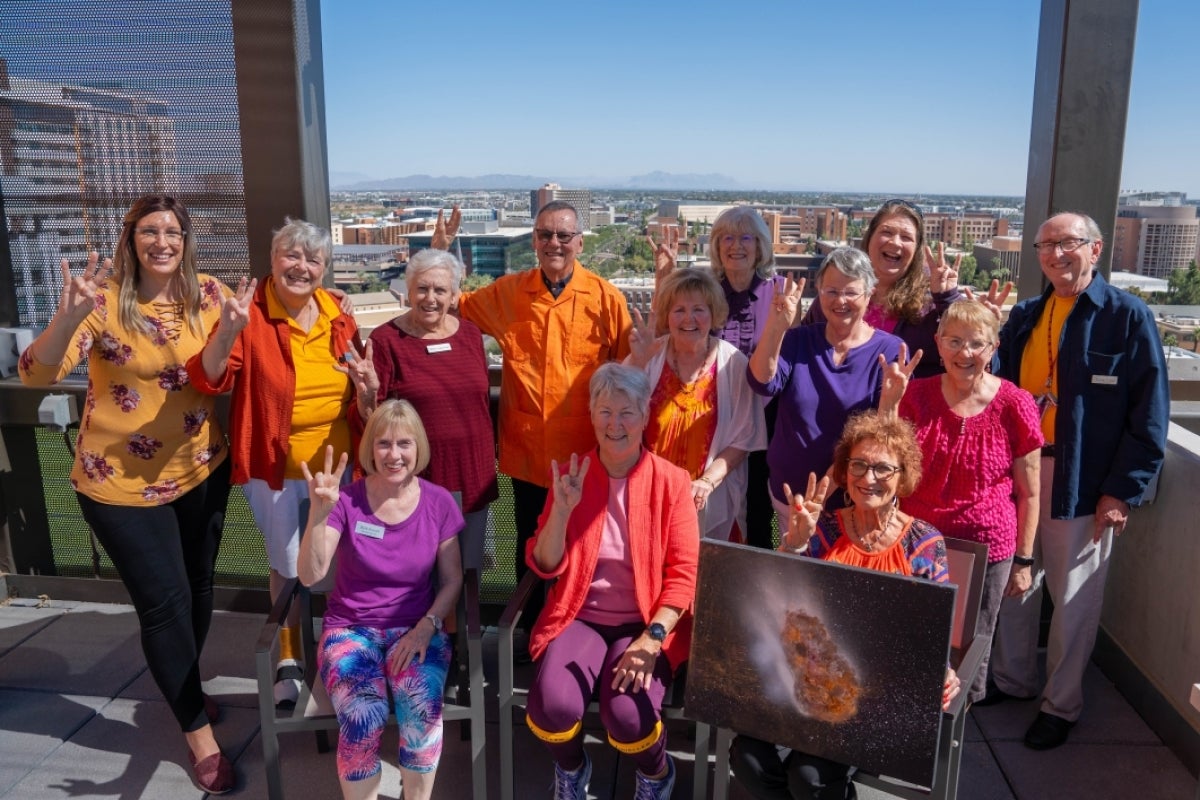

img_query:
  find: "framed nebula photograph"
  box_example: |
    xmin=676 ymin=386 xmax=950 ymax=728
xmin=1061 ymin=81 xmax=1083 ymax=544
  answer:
xmin=684 ymin=540 xmax=956 ymax=788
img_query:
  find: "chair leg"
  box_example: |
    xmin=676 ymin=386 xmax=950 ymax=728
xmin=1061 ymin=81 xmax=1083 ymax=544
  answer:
xmin=692 ymin=721 xmax=711 ymax=800
xmin=713 ymin=727 xmax=735 ymax=800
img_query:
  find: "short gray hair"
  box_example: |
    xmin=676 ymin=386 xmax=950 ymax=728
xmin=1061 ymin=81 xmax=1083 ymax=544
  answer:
xmin=589 ymin=363 xmax=651 ymax=418
xmin=1045 ymin=211 xmax=1103 ymax=243
xmin=406 ymin=248 xmax=464 ymax=289
xmin=816 ymin=247 xmax=877 ymax=293
xmin=271 ymin=218 xmax=332 ymax=265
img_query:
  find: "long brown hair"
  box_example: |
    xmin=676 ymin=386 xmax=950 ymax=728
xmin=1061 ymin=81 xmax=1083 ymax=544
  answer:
xmin=862 ymin=200 xmax=928 ymax=324
xmin=112 ymin=195 xmax=203 ymax=337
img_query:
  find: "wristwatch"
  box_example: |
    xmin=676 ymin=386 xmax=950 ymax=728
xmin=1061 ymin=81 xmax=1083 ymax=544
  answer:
xmin=1012 ymin=554 xmax=1035 ymax=567
xmin=646 ymin=622 xmax=667 ymax=643
xmin=425 ymin=613 xmax=443 ymax=632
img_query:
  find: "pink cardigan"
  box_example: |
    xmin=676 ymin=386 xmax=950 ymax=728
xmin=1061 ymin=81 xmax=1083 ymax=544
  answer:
xmin=525 ymin=448 xmax=699 ymax=670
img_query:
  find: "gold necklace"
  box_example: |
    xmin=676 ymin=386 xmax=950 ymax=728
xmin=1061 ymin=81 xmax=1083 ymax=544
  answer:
xmin=846 ymin=500 xmax=898 ymax=552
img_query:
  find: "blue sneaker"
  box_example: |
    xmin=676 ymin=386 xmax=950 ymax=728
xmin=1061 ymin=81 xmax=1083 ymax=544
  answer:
xmin=553 ymin=751 xmax=591 ymax=800
xmin=633 ymin=756 xmax=675 ymax=800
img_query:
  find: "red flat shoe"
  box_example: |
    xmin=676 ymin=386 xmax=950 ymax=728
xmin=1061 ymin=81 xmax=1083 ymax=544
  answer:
xmin=203 ymin=693 xmax=220 ymax=725
xmin=188 ymin=750 xmax=235 ymax=795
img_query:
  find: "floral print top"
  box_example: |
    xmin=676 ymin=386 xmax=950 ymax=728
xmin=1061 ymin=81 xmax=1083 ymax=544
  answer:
xmin=19 ymin=275 xmax=231 ymax=506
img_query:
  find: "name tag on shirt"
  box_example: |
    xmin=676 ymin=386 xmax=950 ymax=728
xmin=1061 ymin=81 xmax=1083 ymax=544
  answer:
xmin=355 ymin=521 xmax=385 ymax=539
xmin=426 ymin=343 xmax=452 ymax=354
xmin=1091 ymin=375 xmax=1118 ymax=386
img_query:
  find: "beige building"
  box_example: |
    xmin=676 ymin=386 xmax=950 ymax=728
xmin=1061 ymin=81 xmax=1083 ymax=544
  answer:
xmin=531 ymin=183 xmax=592 ymax=230
xmin=1113 ymin=204 xmax=1199 ymax=279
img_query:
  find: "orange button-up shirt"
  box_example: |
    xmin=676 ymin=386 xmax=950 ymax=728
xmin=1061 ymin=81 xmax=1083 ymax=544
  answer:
xmin=459 ymin=262 xmax=631 ymax=487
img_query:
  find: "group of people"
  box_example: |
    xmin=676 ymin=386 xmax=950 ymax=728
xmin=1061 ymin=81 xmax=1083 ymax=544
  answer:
xmin=18 ymin=192 xmax=1168 ymax=800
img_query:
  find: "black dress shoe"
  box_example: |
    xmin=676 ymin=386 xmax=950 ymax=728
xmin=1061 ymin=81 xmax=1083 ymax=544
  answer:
xmin=1024 ymin=711 xmax=1074 ymax=750
xmin=974 ymin=686 xmax=1036 ymax=707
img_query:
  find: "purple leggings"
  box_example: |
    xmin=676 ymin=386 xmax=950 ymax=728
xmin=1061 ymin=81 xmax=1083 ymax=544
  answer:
xmin=526 ymin=619 xmax=672 ymax=776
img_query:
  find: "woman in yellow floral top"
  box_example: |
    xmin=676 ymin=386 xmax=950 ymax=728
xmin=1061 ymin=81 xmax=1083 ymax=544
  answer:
xmin=19 ymin=195 xmax=237 ymax=794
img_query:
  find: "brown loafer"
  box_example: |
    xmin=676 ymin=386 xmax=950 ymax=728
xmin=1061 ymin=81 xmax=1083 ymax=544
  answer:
xmin=188 ymin=750 xmax=235 ymax=794
xmin=203 ymin=693 xmax=220 ymax=725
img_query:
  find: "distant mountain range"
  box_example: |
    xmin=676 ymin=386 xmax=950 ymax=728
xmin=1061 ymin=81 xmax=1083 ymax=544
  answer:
xmin=329 ymin=171 xmax=740 ymax=192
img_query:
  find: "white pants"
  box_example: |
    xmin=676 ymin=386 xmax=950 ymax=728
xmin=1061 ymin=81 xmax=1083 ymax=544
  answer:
xmin=990 ymin=456 xmax=1114 ymax=721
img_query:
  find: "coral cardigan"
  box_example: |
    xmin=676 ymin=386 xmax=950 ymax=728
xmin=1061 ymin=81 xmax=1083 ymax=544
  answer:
xmin=525 ymin=448 xmax=700 ymax=671
xmin=186 ymin=279 xmax=362 ymax=489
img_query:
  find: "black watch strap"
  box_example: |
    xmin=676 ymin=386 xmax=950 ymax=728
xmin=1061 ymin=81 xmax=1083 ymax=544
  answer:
xmin=1012 ymin=554 xmax=1035 ymax=567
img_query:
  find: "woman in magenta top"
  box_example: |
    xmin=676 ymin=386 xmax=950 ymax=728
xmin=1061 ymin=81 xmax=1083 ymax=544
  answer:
xmin=881 ymin=299 xmax=1043 ymax=703
xmin=363 ymin=248 xmax=498 ymax=571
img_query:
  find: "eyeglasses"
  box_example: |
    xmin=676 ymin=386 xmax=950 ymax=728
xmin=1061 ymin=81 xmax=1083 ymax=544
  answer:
xmin=940 ymin=336 xmax=994 ymax=355
xmin=134 ymin=227 xmax=185 ymax=244
xmin=882 ymin=198 xmax=924 ymax=222
xmin=819 ymin=288 xmax=866 ymax=301
xmin=534 ymin=228 xmax=580 ymax=244
xmin=720 ymin=234 xmax=755 ymax=246
xmin=847 ymin=459 xmax=902 ymax=479
xmin=1032 ymin=238 xmax=1091 ymax=253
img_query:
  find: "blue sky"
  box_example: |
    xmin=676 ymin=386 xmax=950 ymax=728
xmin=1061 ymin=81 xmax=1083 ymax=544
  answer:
xmin=320 ymin=0 xmax=1200 ymax=197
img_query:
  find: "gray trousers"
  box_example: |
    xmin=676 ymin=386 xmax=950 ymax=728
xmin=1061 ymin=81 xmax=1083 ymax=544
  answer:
xmin=990 ymin=456 xmax=1114 ymax=721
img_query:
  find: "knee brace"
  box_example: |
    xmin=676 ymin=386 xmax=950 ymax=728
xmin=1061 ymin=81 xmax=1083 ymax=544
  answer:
xmin=608 ymin=719 xmax=663 ymax=754
xmin=526 ymin=715 xmax=582 ymax=744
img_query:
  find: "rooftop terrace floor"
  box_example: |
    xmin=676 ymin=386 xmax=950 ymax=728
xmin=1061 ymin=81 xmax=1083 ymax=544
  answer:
xmin=0 ymin=597 xmax=1195 ymax=799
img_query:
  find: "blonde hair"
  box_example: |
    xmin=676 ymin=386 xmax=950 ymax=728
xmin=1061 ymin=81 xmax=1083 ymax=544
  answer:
xmin=654 ymin=267 xmax=729 ymax=335
xmin=709 ymin=207 xmax=775 ymax=280
xmin=358 ymin=399 xmax=431 ymax=476
xmin=937 ymin=299 xmax=999 ymax=343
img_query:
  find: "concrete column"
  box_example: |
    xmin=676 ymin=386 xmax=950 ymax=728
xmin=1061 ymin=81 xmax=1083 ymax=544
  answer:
xmin=1018 ymin=0 xmax=1140 ymax=298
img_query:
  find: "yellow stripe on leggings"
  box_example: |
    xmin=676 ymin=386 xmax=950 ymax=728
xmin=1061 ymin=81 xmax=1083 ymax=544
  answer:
xmin=608 ymin=720 xmax=663 ymax=754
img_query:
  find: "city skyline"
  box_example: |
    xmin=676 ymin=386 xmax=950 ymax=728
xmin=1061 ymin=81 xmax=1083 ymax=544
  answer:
xmin=321 ymin=0 xmax=1200 ymax=198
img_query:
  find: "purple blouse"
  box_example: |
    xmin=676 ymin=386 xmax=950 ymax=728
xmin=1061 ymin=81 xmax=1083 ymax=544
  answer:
xmin=719 ymin=274 xmax=786 ymax=358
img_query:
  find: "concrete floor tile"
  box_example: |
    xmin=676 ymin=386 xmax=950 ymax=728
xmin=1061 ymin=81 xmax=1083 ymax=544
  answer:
xmin=0 ymin=604 xmax=66 ymax=658
xmin=0 ymin=606 xmax=143 ymax=696
xmin=0 ymin=690 xmax=107 ymax=797
xmin=992 ymin=741 xmax=1195 ymax=800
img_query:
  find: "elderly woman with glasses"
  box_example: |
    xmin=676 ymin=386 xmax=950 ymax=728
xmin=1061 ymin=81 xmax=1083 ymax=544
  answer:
xmin=524 ymin=363 xmax=698 ymax=800
xmin=804 ymin=199 xmax=965 ymax=379
xmin=629 ymin=267 xmax=766 ymax=541
xmin=749 ymin=247 xmax=903 ymax=526
xmin=360 ymin=248 xmax=498 ymax=571
xmin=647 ymin=206 xmax=786 ymax=549
xmin=187 ymin=218 xmax=377 ymax=709
xmin=732 ymin=412 xmax=960 ymax=800
xmin=879 ymin=299 xmax=1043 ymax=704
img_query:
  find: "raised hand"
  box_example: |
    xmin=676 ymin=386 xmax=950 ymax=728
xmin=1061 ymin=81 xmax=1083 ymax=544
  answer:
xmin=963 ymin=279 xmax=1013 ymax=322
xmin=300 ymin=445 xmax=349 ymax=516
xmin=327 ymin=286 xmax=355 ymax=317
xmin=771 ymin=273 xmax=807 ymax=328
xmin=779 ymin=472 xmax=830 ymax=552
xmin=646 ymin=225 xmax=680 ymax=284
xmin=336 ymin=338 xmax=380 ymax=400
xmin=550 ymin=453 xmax=590 ymax=513
xmin=432 ymin=205 xmax=462 ymax=250
xmin=219 ymin=276 xmax=257 ymax=337
xmin=58 ymin=252 xmax=113 ymax=324
xmin=878 ymin=343 xmax=923 ymax=416
xmin=925 ymin=242 xmax=962 ymax=293
xmin=626 ymin=307 xmax=659 ymax=366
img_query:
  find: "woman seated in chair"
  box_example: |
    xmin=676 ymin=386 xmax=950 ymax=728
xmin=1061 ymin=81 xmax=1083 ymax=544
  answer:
xmin=731 ymin=413 xmax=961 ymax=800
xmin=297 ymin=400 xmax=463 ymax=800
xmin=525 ymin=362 xmax=699 ymax=800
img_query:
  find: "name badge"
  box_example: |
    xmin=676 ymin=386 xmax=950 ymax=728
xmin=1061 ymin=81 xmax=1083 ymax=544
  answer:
xmin=426 ymin=343 xmax=452 ymax=354
xmin=1091 ymin=375 xmax=1118 ymax=386
xmin=355 ymin=521 xmax=385 ymax=539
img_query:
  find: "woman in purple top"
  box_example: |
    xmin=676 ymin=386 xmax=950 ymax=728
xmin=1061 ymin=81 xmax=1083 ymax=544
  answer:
xmin=803 ymin=199 xmax=964 ymax=379
xmin=298 ymin=400 xmax=464 ymax=800
xmin=880 ymin=299 xmax=1042 ymax=703
xmin=648 ymin=207 xmax=785 ymax=549
xmin=749 ymin=247 xmax=902 ymax=529
xmin=362 ymin=247 xmax=498 ymax=571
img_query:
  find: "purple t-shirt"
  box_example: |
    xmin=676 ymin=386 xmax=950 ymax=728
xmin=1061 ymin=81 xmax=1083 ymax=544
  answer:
xmin=747 ymin=323 xmax=902 ymax=501
xmin=322 ymin=478 xmax=464 ymax=630
xmin=719 ymin=274 xmax=786 ymax=358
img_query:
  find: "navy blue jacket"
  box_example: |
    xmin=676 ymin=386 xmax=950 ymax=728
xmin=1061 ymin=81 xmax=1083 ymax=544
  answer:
xmin=996 ymin=272 xmax=1168 ymax=519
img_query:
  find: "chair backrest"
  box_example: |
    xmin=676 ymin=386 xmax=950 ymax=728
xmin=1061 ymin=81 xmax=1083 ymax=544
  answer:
xmin=944 ymin=537 xmax=988 ymax=653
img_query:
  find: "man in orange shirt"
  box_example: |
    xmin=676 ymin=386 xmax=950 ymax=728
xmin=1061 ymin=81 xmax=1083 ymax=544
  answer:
xmin=457 ymin=201 xmax=632 ymax=624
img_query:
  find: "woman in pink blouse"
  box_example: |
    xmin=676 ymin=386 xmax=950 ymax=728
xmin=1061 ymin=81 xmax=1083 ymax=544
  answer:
xmin=362 ymin=248 xmax=497 ymax=570
xmin=881 ymin=299 xmax=1043 ymax=703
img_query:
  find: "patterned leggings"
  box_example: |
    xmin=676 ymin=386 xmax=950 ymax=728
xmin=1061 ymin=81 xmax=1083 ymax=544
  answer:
xmin=318 ymin=625 xmax=452 ymax=781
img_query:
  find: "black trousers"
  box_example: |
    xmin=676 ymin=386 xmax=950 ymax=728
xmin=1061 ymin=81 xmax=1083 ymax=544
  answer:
xmin=76 ymin=457 xmax=231 ymax=732
xmin=745 ymin=397 xmax=778 ymax=549
xmin=510 ymin=477 xmax=549 ymax=630
xmin=730 ymin=734 xmax=857 ymax=800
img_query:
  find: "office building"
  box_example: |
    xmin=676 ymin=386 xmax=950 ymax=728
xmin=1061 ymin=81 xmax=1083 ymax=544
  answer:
xmin=1113 ymin=194 xmax=1199 ymax=279
xmin=531 ymin=183 xmax=591 ymax=231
